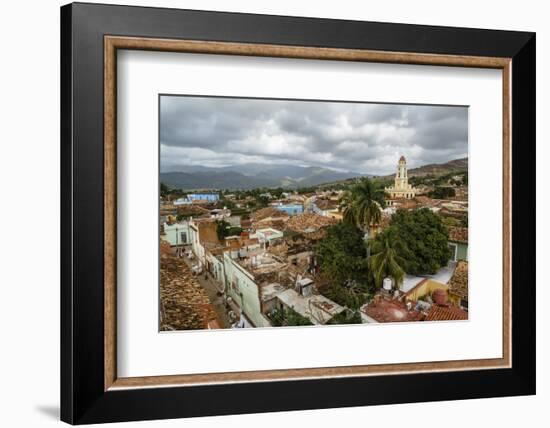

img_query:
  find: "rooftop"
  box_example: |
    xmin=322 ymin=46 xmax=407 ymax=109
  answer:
xmin=251 ymin=206 xmax=290 ymax=222
xmin=448 ymin=260 xmax=468 ymax=299
xmin=449 ymin=226 xmax=468 ymax=244
xmin=159 ymin=240 xmax=218 ymax=331
xmin=284 ymin=213 xmax=337 ymax=234
xmin=424 ymin=304 xmax=468 ymax=321
xmin=260 ymin=282 xmax=287 ymax=302
xmin=400 ymin=262 xmax=457 ymax=293
xmin=277 ymin=288 xmax=344 ymax=325
xmin=237 ymin=252 xmax=285 ymax=276
xmin=256 ymin=228 xmax=283 ymax=238
xmin=362 ymin=298 xmax=422 ymax=323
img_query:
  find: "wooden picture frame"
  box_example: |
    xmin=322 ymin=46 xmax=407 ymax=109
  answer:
xmin=61 ymin=2 xmax=535 ymax=424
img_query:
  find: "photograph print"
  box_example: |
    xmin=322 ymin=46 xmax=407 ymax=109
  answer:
xmin=159 ymin=95 xmax=469 ymax=331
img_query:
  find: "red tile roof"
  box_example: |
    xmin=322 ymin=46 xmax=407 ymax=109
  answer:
xmin=284 ymin=213 xmax=337 ymax=233
xmin=449 ymin=260 xmax=468 ymax=299
xmin=449 ymin=226 xmax=468 ymax=243
xmin=424 ymin=305 xmax=468 ymax=321
xmin=251 ymin=206 xmax=289 ymax=222
xmin=363 ymin=298 xmax=422 ymax=323
xmin=160 ymin=240 xmax=218 ymax=331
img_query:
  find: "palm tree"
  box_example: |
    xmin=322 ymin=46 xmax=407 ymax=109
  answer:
xmin=340 ymin=178 xmax=383 ymax=235
xmin=368 ymin=231 xmax=408 ymax=289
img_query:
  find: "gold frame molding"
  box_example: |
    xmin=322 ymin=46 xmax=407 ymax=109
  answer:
xmin=104 ymin=36 xmax=512 ymax=391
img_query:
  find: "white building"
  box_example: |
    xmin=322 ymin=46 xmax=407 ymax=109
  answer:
xmin=163 ymin=221 xmax=190 ymax=247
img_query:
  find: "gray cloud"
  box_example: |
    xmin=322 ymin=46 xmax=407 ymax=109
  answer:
xmin=160 ymin=95 xmax=468 ymax=175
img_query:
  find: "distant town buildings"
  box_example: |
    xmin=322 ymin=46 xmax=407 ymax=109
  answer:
xmin=187 ymin=193 xmax=220 ymax=202
xmin=174 ymin=193 xmax=220 ymax=205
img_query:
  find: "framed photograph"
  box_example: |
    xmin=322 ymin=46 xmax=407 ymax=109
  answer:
xmin=61 ymin=2 xmax=535 ymax=424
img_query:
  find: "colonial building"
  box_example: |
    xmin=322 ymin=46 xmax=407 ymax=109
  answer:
xmin=385 ymin=155 xmax=418 ymax=201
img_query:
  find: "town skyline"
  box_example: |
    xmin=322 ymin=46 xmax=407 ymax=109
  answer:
xmin=161 ymin=155 xmax=468 ymax=175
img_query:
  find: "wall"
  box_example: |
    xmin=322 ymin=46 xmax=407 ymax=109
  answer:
xmin=0 ymin=1 xmax=546 ymax=427
xmin=163 ymin=222 xmax=190 ymax=246
xmin=223 ymin=252 xmax=270 ymax=327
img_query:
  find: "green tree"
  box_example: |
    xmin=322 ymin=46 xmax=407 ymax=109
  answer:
xmin=215 ymin=220 xmax=243 ymax=240
xmin=428 ymin=186 xmax=456 ymax=199
xmin=315 ymin=222 xmax=368 ymax=286
xmin=341 ymin=178 xmax=383 ymax=232
xmin=160 ymin=182 xmax=170 ymax=197
xmin=315 ymin=223 xmax=373 ymax=310
xmin=327 ymin=309 xmax=363 ymax=325
xmin=216 ymin=220 xmax=230 ymax=240
xmin=255 ymin=195 xmax=270 ymax=207
xmin=388 ymin=208 xmax=452 ymax=275
xmin=368 ymin=229 xmax=408 ymax=288
xmin=442 ymin=216 xmax=460 ymax=227
xmin=269 ymin=308 xmax=313 ymax=326
xmin=324 ymin=283 xmax=371 ymax=310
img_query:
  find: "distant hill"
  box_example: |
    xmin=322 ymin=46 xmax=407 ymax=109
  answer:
xmin=160 ymin=163 xmax=362 ymax=191
xmin=404 ymin=158 xmax=468 ymax=177
xmin=160 ymin=170 xmax=276 ymax=190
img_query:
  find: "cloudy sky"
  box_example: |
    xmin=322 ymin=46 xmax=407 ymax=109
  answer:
xmin=160 ymin=95 xmax=468 ymax=176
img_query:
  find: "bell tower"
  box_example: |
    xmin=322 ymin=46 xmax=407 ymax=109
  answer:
xmin=395 ymin=155 xmax=408 ymax=190
xmin=385 ymin=155 xmax=417 ymax=201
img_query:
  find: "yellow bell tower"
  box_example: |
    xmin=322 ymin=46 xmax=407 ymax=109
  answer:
xmin=385 ymin=155 xmax=418 ymax=200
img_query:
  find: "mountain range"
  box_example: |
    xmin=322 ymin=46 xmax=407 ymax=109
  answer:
xmin=160 ymin=158 xmax=468 ymax=191
xmin=160 ymin=163 xmax=363 ymax=190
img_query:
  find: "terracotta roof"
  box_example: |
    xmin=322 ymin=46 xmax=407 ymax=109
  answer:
xmin=362 ymin=298 xmax=422 ymax=323
xmin=251 ymin=206 xmax=290 ymax=222
xmin=415 ymin=195 xmax=439 ymax=206
xmin=176 ymin=205 xmax=209 ymax=216
xmin=160 ymin=241 xmax=218 ymax=331
xmin=448 ymin=260 xmax=468 ymax=299
xmin=399 ymin=155 xmax=406 ymax=162
xmin=424 ymin=304 xmax=468 ymax=321
xmin=449 ymin=226 xmax=468 ymax=243
xmin=267 ymin=241 xmax=290 ymax=257
xmin=254 ymin=218 xmax=288 ymax=230
xmin=284 ymin=213 xmax=337 ymax=234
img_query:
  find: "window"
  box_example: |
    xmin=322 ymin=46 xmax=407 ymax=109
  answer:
xmin=180 ymin=232 xmax=187 ymax=243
